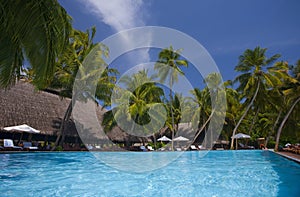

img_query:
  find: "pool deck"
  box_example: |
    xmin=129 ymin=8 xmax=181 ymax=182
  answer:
xmin=272 ymin=150 xmax=300 ymax=164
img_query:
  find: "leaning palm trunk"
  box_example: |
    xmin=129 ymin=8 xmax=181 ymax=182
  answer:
xmin=230 ymin=82 xmax=260 ymax=149
xmin=170 ymin=90 xmax=175 ymax=151
xmin=59 ymin=103 xmax=73 ymax=147
xmin=169 ymin=77 xmax=175 ymax=151
xmin=275 ymin=97 xmax=300 ymax=151
xmin=152 ymin=133 xmax=157 ymax=149
xmin=52 ymin=101 xmax=72 ymax=150
xmin=249 ymin=108 xmax=259 ymax=136
xmin=189 ymin=109 xmax=215 ymax=148
xmin=265 ymin=110 xmax=281 ymax=147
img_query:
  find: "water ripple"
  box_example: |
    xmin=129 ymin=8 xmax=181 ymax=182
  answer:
xmin=0 ymin=150 xmax=299 ymax=196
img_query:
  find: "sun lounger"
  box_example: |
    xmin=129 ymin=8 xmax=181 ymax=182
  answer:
xmin=198 ymin=145 xmax=206 ymax=150
xmin=23 ymin=142 xmax=38 ymax=150
xmin=87 ymin=145 xmax=94 ymax=150
xmin=238 ymin=142 xmax=255 ymax=149
xmin=190 ymin=145 xmax=198 ymax=151
xmin=140 ymin=146 xmax=147 ymax=151
xmin=158 ymin=147 xmax=165 ymax=151
xmin=3 ymin=139 xmax=23 ymax=150
xmin=147 ymin=146 xmax=154 ymax=151
xmin=283 ymin=144 xmax=300 ymax=155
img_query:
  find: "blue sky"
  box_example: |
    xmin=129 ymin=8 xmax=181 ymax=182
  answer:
xmin=59 ymin=0 xmax=300 ymax=88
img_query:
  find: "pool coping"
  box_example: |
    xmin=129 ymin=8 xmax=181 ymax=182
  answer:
xmin=1 ymin=149 xmax=300 ymax=164
xmin=270 ymin=149 xmax=300 ymax=164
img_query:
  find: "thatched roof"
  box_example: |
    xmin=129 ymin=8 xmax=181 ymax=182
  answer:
xmin=0 ymin=81 xmax=72 ymax=135
xmin=0 ymin=81 xmax=150 ymax=143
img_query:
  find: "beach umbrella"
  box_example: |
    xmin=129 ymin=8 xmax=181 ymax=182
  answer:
xmin=173 ymin=136 xmax=189 ymax=141
xmin=173 ymin=136 xmax=189 ymax=150
xmin=157 ymin=136 xmax=171 ymax=142
xmin=231 ymin=133 xmax=250 ymax=150
xmin=4 ymin=124 xmax=40 ymax=134
xmin=231 ymin=133 xmax=250 ymax=139
xmin=4 ymin=124 xmax=41 ymax=143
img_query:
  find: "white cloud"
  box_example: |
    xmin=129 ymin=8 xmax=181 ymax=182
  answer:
xmin=80 ymin=0 xmax=151 ymax=64
xmin=82 ymin=0 xmax=145 ymax=31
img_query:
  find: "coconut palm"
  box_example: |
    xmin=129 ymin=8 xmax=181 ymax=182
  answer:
xmin=230 ymin=47 xmax=281 ymax=149
xmin=154 ymin=46 xmax=188 ymax=150
xmin=51 ymin=28 xmax=97 ymax=148
xmin=258 ymin=95 xmax=283 ymax=147
xmin=0 ymin=0 xmax=71 ymax=88
xmin=188 ymin=87 xmax=211 ymax=145
xmin=275 ymin=60 xmax=300 ymax=151
xmin=51 ymin=27 xmax=118 ymax=149
xmin=164 ymin=93 xmax=183 ymax=134
xmin=103 ymin=70 xmax=165 ymax=147
xmin=257 ymin=61 xmax=290 ymax=146
xmin=222 ymin=81 xmax=241 ymax=141
xmin=188 ymin=73 xmax=226 ymax=148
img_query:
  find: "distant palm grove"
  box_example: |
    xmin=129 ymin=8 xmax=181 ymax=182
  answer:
xmin=1 ymin=0 xmax=299 ymax=151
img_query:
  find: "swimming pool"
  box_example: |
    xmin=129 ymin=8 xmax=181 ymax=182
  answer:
xmin=0 ymin=150 xmax=299 ymax=196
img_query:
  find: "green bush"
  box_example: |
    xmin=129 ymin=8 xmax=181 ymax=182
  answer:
xmin=55 ymin=146 xmax=63 ymax=151
xmin=267 ymin=140 xmax=276 ymax=149
xmin=148 ymin=142 xmax=166 ymax=150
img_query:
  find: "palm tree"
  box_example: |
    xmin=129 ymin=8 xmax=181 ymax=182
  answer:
xmin=103 ymin=70 xmax=165 ymax=147
xmin=154 ymin=46 xmax=188 ymax=150
xmin=223 ymin=81 xmax=241 ymax=141
xmin=119 ymin=71 xmax=165 ymax=136
xmin=275 ymin=60 xmax=300 ymax=151
xmin=51 ymin=27 xmax=117 ymax=149
xmin=259 ymin=61 xmax=290 ymax=146
xmin=164 ymin=93 xmax=183 ymax=136
xmin=230 ymin=47 xmax=281 ymax=149
xmin=0 ymin=0 xmax=71 ymax=88
xmin=188 ymin=73 xmax=226 ymax=148
xmin=188 ymin=87 xmax=211 ymax=146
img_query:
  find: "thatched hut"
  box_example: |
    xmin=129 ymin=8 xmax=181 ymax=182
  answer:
xmin=0 ymin=81 xmax=148 ymax=150
xmin=0 ymin=81 xmax=73 ymax=142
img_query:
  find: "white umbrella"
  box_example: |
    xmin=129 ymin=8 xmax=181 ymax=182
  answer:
xmin=157 ymin=136 xmax=171 ymax=142
xmin=231 ymin=133 xmax=251 ymax=150
xmin=231 ymin=133 xmax=250 ymax=139
xmin=4 ymin=124 xmax=40 ymax=134
xmin=173 ymin=136 xmax=189 ymax=141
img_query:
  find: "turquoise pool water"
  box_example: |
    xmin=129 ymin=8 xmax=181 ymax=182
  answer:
xmin=0 ymin=150 xmax=299 ymax=196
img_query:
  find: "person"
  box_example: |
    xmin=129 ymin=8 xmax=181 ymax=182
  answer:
xmin=260 ymin=144 xmax=267 ymax=150
xmin=18 ymin=141 xmax=24 ymax=148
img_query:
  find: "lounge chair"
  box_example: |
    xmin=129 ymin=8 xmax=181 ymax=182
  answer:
xmin=87 ymin=144 xmax=94 ymax=150
xmin=176 ymin=147 xmax=182 ymax=151
xmin=3 ymin=139 xmax=23 ymax=150
xmin=158 ymin=147 xmax=165 ymax=151
xmin=23 ymin=142 xmax=38 ymax=150
xmin=147 ymin=146 xmax=154 ymax=151
xmin=198 ymin=145 xmax=206 ymax=150
xmin=140 ymin=146 xmax=147 ymax=151
xmin=190 ymin=145 xmax=198 ymax=151
xmin=238 ymin=142 xmax=254 ymax=149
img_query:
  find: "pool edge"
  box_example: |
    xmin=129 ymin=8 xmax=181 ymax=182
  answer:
xmin=270 ymin=149 xmax=300 ymax=164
